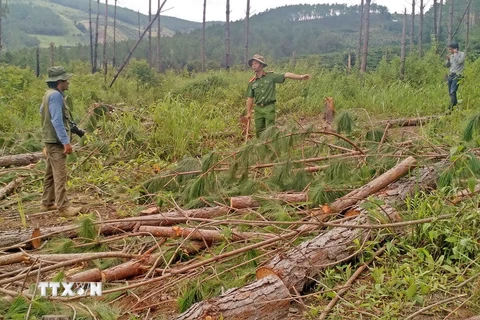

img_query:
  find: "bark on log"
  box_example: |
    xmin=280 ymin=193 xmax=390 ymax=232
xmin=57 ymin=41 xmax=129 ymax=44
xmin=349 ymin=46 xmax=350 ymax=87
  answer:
xmin=450 ymin=184 xmax=480 ymax=204
xmin=0 ymin=206 xmax=230 ymax=249
xmin=0 ymin=176 xmax=25 ymax=199
xmin=176 ymin=275 xmax=290 ymax=320
xmin=299 ymin=156 xmax=417 ymax=233
xmin=68 ymin=241 xmax=206 ymax=282
xmin=230 ymin=192 xmax=307 ymax=209
xmin=0 ymin=252 xmax=136 ymax=266
xmin=377 ymin=116 xmax=437 ymax=127
xmin=0 ymin=152 xmax=44 ymax=168
xmin=139 ymin=226 xmax=274 ymax=242
xmin=329 ymin=156 xmax=416 ymax=212
xmin=178 ymin=165 xmax=439 ymax=319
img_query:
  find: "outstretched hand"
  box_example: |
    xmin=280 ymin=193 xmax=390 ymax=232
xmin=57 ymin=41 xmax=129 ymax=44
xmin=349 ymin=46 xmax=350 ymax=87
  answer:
xmin=301 ymin=74 xmax=312 ymax=80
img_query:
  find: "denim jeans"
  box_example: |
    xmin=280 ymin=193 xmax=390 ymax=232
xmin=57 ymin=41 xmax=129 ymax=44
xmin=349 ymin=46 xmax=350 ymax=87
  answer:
xmin=447 ymin=73 xmax=462 ymax=110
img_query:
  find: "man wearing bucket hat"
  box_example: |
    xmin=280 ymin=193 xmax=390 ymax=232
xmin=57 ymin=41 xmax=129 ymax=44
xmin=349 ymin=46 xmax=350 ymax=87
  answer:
xmin=40 ymin=66 xmax=82 ymax=217
xmin=245 ymin=54 xmax=311 ymax=138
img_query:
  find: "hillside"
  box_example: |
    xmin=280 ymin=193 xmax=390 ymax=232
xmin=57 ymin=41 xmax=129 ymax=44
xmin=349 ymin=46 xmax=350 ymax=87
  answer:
xmin=1 ymin=0 xmax=217 ymax=50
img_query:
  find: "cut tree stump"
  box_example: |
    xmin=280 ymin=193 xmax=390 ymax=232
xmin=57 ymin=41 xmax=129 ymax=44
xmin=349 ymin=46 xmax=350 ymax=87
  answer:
xmin=230 ymin=192 xmax=307 ymax=209
xmin=0 ymin=152 xmax=44 ymax=168
xmin=322 ymin=97 xmax=335 ymax=130
xmin=177 ymin=164 xmax=439 ymax=319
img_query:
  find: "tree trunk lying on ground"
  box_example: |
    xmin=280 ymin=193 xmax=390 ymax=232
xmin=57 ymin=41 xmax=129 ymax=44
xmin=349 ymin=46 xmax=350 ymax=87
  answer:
xmin=0 ymin=252 xmax=137 ymax=266
xmin=68 ymin=241 xmax=206 ymax=282
xmin=377 ymin=116 xmax=438 ymax=127
xmin=0 ymin=206 xmax=231 ymax=250
xmin=176 ymin=275 xmax=291 ymax=320
xmin=139 ymin=226 xmax=275 ymax=242
xmin=230 ymin=192 xmax=307 ymax=209
xmin=177 ymin=161 xmax=439 ymax=319
xmin=0 ymin=152 xmax=44 ymax=168
xmin=299 ymin=156 xmax=417 ymax=233
xmin=0 ymin=176 xmax=25 ymax=200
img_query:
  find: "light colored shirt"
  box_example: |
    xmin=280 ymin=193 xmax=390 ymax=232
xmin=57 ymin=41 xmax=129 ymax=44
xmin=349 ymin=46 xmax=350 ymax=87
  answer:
xmin=40 ymin=91 xmax=70 ymax=145
xmin=445 ymin=51 xmax=465 ymax=75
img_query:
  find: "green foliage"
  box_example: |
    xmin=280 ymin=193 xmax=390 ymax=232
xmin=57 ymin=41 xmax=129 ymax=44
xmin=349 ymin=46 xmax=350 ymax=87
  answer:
xmin=178 ymin=283 xmax=203 ymax=313
xmin=309 ymin=184 xmax=346 ymax=207
xmin=336 ymin=111 xmax=354 ymax=134
xmin=78 ymin=214 xmax=98 ymax=241
xmin=463 ymin=114 xmax=480 ymax=142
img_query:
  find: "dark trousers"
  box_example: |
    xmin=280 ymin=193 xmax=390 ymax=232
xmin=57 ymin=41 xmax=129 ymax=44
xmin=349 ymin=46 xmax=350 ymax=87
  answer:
xmin=447 ymin=74 xmax=462 ymax=110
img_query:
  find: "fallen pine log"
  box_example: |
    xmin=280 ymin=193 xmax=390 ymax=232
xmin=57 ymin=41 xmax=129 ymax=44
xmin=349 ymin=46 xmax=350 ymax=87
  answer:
xmin=139 ymin=226 xmax=275 ymax=242
xmin=298 ymin=156 xmax=417 ymax=233
xmin=177 ymin=163 xmax=439 ymax=319
xmin=176 ymin=275 xmax=291 ymax=320
xmin=377 ymin=116 xmax=438 ymax=127
xmin=0 ymin=176 xmax=25 ymax=200
xmin=0 ymin=152 xmax=44 ymax=168
xmin=450 ymin=184 xmax=480 ymax=204
xmin=0 ymin=252 xmax=137 ymax=267
xmin=68 ymin=241 xmax=206 ymax=283
xmin=230 ymin=192 xmax=307 ymax=209
xmin=0 ymin=206 xmax=231 ymax=250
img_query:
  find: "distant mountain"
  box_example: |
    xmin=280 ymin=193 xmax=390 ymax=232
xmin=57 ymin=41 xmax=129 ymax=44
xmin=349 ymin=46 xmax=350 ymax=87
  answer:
xmin=1 ymin=0 xmax=219 ymax=50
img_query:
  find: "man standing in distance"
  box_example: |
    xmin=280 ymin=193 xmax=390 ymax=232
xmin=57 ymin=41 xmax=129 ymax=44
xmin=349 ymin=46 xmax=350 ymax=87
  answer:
xmin=445 ymin=42 xmax=465 ymax=112
xmin=246 ymin=54 xmax=311 ymax=138
xmin=40 ymin=66 xmax=82 ymax=217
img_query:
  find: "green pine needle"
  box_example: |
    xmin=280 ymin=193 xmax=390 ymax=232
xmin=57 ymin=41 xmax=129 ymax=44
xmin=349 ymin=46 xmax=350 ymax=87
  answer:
xmin=336 ymin=111 xmax=354 ymax=134
xmin=78 ymin=214 xmax=98 ymax=241
xmin=463 ymin=114 xmax=480 ymax=142
xmin=365 ymin=129 xmax=384 ymax=142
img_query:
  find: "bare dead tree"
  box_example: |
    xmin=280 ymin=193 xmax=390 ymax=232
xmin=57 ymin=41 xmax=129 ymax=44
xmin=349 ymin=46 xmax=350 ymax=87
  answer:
xmin=103 ymin=0 xmax=108 ymax=81
xmin=433 ymin=0 xmax=438 ymax=42
xmin=113 ymin=0 xmax=117 ymax=67
xmin=94 ymin=0 xmax=100 ymax=73
xmin=137 ymin=11 xmax=141 ymax=38
xmin=89 ymin=0 xmax=94 ymax=73
xmin=466 ymin=0 xmax=471 ymax=51
xmin=244 ymin=0 xmax=251 ymax=70
xmin=419 ymin=0 xmax=424 ymax=57
xmin=202 ymin=0 xmax=206 ymax=72
xmin=0 ymin=0 xmax=3 ymax=52
xmin=360 ymin=0 xmax=371 ymax=73
xmin=410 ymin=0 xmax=415 ymax=52
xmin=437 ymin=0 xmax=444 ymax=42
xmin=449 ymin=0 xmax=454 ymax=43
xmin=225 ymin=0 xmax=231 ymax=70
xmin=357 ymin=0 xmax=364 ymax=68
xmin=110 ymin=0 xmax=168 ymax=88
xmin=401 ymin=8 xmax=407 ymax=79
xmin=149 ymin=0 xmax=152 ymax=66
xmin=49 ymin=43 xmax=55 ymax=67
xmin=36 ymin=47 xmax=40 ymax=77
xmin=157 ymin=0 xmax=161 ymax=72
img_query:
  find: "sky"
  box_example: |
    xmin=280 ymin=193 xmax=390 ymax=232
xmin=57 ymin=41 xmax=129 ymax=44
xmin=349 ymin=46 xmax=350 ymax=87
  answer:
xmin=114 ymin=0 xmax=433 ymax=22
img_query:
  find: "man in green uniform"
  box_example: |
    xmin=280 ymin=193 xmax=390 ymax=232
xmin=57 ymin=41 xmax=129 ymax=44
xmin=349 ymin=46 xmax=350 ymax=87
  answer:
xmin=246 ymin=54 xmax=311 ymax=138
xmin=40 ymin=66 xmax=83 ymax=217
